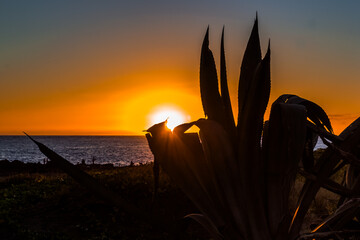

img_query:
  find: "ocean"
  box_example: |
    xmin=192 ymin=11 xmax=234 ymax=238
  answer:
xmin=0 ymin=136 xmax=327 ymax=167
xmin=0 ymin=136 xmax=153 ymax=166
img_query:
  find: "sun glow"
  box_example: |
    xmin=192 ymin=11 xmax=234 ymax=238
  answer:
xmin=149 ymin=107 xmax=188 ymax=131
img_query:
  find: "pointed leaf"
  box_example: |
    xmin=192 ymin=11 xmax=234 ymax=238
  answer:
xmin=263 ymin=102 xmax=307 ymax=238
xmin=173 ymin=121 xmax=197 ymax=135
xmin=200 ymin=28 xmax=225 ymax=124
xmin=236 ymin=47 xmax=271 ymax=225
xmin=312 ymin=198 xmax=360 ymax=232
xmin=238 ymin=16 xmax=262 ymax=129
xmin=145 ymin=120 xmax=168 ymax=137
xmin=241 ymin=43 xmax=271 ymax=137
xmin=276 ymin=94 xmax=333 ymax=133
xmin=24 ymin=133 xmax=139 ymax=214
xmin=220 ymin=27 xmax=236 ymax=138
xmin=235 ymin=43 xmax=271 ymax=240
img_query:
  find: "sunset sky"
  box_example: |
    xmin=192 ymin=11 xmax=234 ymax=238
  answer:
xmin=1 ymin=1 xmax=360 ymax=135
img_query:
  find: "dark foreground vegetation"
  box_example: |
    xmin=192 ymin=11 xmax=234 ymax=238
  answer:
xmin=0 ymin=153 xmax=350 ymax=240
xmin=0 ymin=161 xmax=209 ymax=240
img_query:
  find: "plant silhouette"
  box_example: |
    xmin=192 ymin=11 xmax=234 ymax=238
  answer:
xmin=145 ymin=16 xmax=360 ymax=239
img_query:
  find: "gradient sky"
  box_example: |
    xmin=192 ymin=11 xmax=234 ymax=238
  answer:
xmin=1 ymin=0 xmax=360 ymax=135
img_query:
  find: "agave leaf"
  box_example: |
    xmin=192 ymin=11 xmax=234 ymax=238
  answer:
xmin=340 ymin=117 xmax=360 ymax=139
xmin=299 ymin=169 xmax=353 ymax=197
xmin=185 ymin=213 xmax=223 ymax=240
xmin=24 ymin=133 xmax=139 ymax=214
xmin=145 ymin=119 xmax=168 ymax=136
xmin=312 ymin=198 xmax=360 ymax=232
xmin=234 ymin=44 xmax=271 ymax=240
xmin=237 ymin=42 xmax=271 ymax=163
xmin=220 ymin=27 xmax=236 ymax=139
xmin=145 ymin=121 xmax=169 ymax=200
xmin=173 ymin=131 xmax=221 ymax=204
xmin=312 ymin=117 xmax=360 ymax=177
xmin=298 ymin=230 xmax=360 ymax=240
xmin=290 ymin=117 xmax=360 ymax=238
xmin=263 ymin=102 xmax=307 ymax=238
xmin=238 ymin=15 xmax=262 ymax=132
xmin=262 ymin=120 xmax=270 ymax=149
xmin=171 ymin=121 xmax=226 ymax=206
xmin=240 ymin=43 xmax=271 ymax=142
xmin=305 ymin=122 xmax=342 ymax=143
xmin=145 ymin=133 xmax=160 ymax=200
xmin=146 ymin=127 xmax=225 ymax=227
xmin=346 ymin=163 xmax=360 ymax=194
xmin=341 ymin=117 xmax=360 ymax=221
xmin=195 ymin=119 xmax=248 ymax=238
xmin=345 ymin=163 xmax=360 ymax=222
xmin=276 ymin=94 xmax=333 ymax=133
xmin=322 ymin=137 xmax=360 ymax=168
xmin=145 ymin=120 xmax=170 ymax=200
xmin=173 ymin=121 xmax=197 ymax=135
xmin=301 ymin=127 xmax=318 ymax=171
xmin=195 ymin=119 xmax=273 ymax=239
xmin=200 ymin=27 xmax=225 ymax=125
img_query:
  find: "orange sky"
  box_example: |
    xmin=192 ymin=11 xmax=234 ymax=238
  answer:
xmin=1 ymin=1 xmax=359 ymax=135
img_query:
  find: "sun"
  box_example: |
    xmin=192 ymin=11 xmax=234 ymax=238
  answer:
xmin=148 ymin=106 xmax=188 ymax=131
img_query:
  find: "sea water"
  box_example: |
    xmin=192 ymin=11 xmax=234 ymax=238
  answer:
xmin=0 ymin=136 xmax=153 ymax=166
xmin=0 ymin=136 xmax=327 ymax=167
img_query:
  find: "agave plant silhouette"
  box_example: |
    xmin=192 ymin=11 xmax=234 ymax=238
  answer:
xmin=145 ymin=17 xmax=360 ymax=240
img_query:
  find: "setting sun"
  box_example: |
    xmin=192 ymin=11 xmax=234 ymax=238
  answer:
xmin=148 ymin=106 xmax=189 ymax=131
